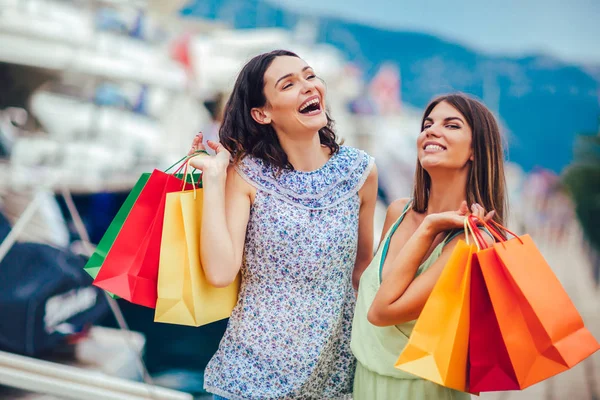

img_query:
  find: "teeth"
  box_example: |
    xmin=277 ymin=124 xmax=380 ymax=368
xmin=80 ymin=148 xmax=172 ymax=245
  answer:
xmin=425 ymin=144 xmax=445 ymax=151
xmin=300 ymin=98 xmax=320 ymax=111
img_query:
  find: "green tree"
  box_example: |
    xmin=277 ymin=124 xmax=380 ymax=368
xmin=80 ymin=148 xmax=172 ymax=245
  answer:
xmin=562 ymin=133 xmax=600 ymax=284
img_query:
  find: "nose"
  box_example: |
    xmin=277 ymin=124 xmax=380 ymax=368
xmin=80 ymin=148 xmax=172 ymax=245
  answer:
xmin=424 ymin=125 xmax=442 ymax=138
xmin=301 ymin=78 xmax=317 ymax=94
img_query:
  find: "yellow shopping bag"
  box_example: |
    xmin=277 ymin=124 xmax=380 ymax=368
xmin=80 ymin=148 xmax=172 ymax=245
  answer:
xmin=394 ymin=219 xmax=479 ymax=392
xmin=154 ymin=177 xmax=240 ymax=327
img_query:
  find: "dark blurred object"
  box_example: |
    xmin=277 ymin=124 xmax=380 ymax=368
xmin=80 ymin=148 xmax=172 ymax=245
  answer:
xmin=0 ymin=63 xmax=57 ymax=112
xmin=203 ymin=92 xmax=227 ymax=124
xmin=562 ymin=134 xmax=600 ymax=284
xmin=0 ymin=107 xmax=29 ymax=157
xmin=57 ymin=192 xmax=129 ymax=245
xmin=0 ymin=241 xmax=110 ymax=357
xmin=0 ymin=211 xmax=10 ymax=242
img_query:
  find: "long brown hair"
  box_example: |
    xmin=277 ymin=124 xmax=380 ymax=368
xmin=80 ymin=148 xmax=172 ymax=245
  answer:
xmin=412 ymin=93 xmax=507 ymax=224
xmin=219 ymin=50 xmax=339 ymax=170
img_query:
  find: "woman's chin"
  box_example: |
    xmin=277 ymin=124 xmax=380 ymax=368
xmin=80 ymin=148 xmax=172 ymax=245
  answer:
xmin=419 ymin=158 xmax=446 ymax=171
xmin=279 ymin=113 xmax=328 ymax=134
xmin=300 ymin=119 xmax=328 ymax=132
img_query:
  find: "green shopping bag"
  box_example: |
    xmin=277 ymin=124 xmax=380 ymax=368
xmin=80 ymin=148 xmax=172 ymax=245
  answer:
xmin=83 ymin=173 xmax=151 ymax=295
xmin=83 ymin=153 xmax=204 ymax=297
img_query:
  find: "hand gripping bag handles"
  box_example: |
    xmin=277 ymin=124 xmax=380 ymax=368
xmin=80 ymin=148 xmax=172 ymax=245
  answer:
xmin=154 ymin=158 xmax=240 ymax=326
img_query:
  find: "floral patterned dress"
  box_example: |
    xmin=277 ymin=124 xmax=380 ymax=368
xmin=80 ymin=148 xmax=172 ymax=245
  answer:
xmin=203 ymin=146 xmax=374 ymax=400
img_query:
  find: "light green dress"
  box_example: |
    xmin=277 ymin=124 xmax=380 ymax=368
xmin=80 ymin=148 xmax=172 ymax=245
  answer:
xmin=351 ymin=202 xmax=471 ymax=400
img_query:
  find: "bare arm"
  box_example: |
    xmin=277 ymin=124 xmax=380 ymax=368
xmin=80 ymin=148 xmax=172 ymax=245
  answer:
xmin=352 ymin=165 xmax=378 ymax=290
xmin=189 ymin=135 xmax=253 ymax=288
xmin=200 ymin=164 xmax=252 ymax=287
xmin=368 ymin=218 xmax=440 ymax=326
xmin=368 ymin=203 xmax=494 ymax=326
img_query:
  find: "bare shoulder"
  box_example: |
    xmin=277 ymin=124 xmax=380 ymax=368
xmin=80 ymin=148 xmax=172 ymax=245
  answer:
xmin=359 ymin=163 xmax=378 ymax=197
xmin=227 ymin=164 xmax=255 ymax=198
xmin=378 ymin=197 xmax=410 ymax=243
xmin=365 ymin=162 xmax=378 ymax=183
xmin=387 ymin=197 xmax=411 ymax=220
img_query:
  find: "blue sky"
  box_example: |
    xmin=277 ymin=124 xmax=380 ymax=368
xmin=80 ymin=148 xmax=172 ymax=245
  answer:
xmin=266 ymin=0 xmax=600 ymax=66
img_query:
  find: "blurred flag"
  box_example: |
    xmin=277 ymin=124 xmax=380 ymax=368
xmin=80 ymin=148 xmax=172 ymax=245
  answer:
xmin=368 ymin=63 xmax=402 ymax=115
xmin=171 ymin=32 xmax=193 ymax=72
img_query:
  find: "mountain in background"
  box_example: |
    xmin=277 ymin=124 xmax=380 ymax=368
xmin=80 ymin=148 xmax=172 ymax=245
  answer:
xmin=181 ymin=0 xmax=600 ymax=173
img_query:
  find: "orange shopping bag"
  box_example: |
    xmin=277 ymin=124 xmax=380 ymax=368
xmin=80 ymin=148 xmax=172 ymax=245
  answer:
xmin=470 ymin=215 xmax=600 ymax=390
xmin=395 ymin=219 xmax=479 ymax=392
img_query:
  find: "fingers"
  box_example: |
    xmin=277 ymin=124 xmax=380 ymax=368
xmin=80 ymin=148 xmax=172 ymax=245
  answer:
xmin=187 ymin=154 xmax=201 ymax=169
xmin=189 ymin=132 xmax=207 ymax=155
xmin=457 ymin=200 xmax=469 ymax=215
xmin=469 ymin=204 xmax=497 ymax=225
xmin=471 ymin=203 xmax=486 ymax=220
xmin=206 ymin=140 xmax=219 ymax=151
xmin=187 ymin=144 xmax=196 ymax=156
xmin=483 ymin=210 xmax=496 ymax=222
xmin=453 ymin=215 xmax=468 ymax=230
xmin=207 ymin=140 xmax=230 ymax=156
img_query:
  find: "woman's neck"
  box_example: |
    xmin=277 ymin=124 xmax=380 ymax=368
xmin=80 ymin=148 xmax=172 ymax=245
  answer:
xmin=426 ymin=168 xmax=470 ymax=214
xmin=277 ymin=131 xmax=330 ymax=172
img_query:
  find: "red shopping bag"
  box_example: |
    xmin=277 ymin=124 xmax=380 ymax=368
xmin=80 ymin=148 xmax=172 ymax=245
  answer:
xmin=93 ymin=158 xmax=199 ymax=308
xmin=468 ymin=215 xmax=519 ymax=392
xmin=469 ymin=252 xmax=520 ymax=391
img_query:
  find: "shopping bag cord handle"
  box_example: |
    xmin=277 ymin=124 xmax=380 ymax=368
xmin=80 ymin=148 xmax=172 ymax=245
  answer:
xmin=464 ymin=217 xmax=482 ymax=251
xmin=468 ymin=215 xmax=523 ymax=245
xmin=164 ymin=150 xmax=209 ymax=174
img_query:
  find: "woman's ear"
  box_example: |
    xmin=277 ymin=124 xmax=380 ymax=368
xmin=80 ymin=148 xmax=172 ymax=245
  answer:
xmin=251 ymin=107 xmax=272 ymax=125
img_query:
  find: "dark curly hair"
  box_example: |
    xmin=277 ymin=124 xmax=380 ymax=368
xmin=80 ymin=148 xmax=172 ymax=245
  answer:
xmin=219 ymin=49 xmax=339 ymax=170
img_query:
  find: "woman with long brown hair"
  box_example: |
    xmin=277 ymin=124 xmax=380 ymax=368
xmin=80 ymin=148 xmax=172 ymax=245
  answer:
xmin=188 ymin=50 xmax=378 ymax=399
xmin=351 ymin=93 xmax=506 ymax=399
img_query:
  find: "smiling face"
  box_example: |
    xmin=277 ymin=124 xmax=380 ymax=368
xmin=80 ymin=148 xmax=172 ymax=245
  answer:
xmin=417 ymin=101 xmax=474 ymax=171
xmin=250 ymin=56 xmax=328 ymax=135
xmin=411 ymin=94 xmax=507 ymax=225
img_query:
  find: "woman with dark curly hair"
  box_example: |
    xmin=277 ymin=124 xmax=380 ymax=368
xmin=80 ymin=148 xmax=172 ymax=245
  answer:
xmin=188 ymin=50 xmax=378 ymax=399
